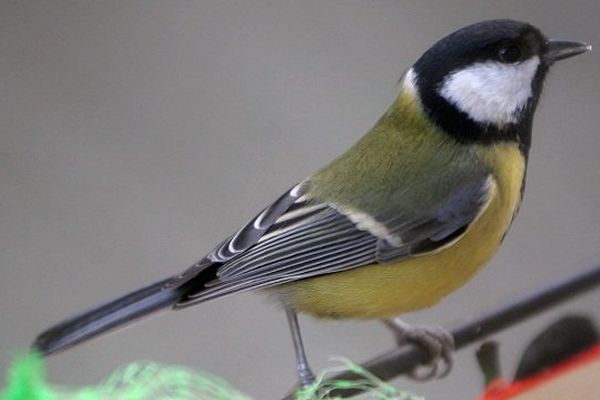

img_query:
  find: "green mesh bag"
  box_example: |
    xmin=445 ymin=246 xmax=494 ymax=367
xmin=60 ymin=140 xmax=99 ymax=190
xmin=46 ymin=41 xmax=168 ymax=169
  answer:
xmin=1 ymin=354 xmax=423 ymax=400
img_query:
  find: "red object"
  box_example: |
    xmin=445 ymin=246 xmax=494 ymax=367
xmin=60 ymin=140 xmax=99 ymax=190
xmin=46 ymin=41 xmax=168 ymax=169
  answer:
xmin=479 ymin=343 xmax=600 ymax=400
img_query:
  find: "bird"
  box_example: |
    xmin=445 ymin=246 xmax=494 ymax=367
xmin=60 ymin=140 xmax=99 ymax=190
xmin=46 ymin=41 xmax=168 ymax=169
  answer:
xmin=32 ymin=19 xmax=591 ymax=386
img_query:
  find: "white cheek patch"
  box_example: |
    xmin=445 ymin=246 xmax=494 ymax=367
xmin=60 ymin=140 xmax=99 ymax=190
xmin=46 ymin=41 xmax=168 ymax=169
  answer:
xmin=438 ymin=57 xmax=540 ymax=125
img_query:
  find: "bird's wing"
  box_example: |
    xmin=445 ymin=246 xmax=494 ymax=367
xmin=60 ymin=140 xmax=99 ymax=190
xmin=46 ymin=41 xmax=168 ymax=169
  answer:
xmin=176 ymin=174 xmax=495 ymax=306
xmin=168 ymin=182 xmax=307 ymax=286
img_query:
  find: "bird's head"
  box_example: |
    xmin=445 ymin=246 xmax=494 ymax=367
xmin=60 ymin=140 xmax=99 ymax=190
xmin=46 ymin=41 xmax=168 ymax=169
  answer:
xmin=404 ymin=19 xmax=591 ymax=149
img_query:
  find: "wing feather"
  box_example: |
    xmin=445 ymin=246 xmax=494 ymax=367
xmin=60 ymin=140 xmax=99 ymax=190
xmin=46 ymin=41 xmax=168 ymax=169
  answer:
xmin=176 ymin=174 xmax=494 ymax=306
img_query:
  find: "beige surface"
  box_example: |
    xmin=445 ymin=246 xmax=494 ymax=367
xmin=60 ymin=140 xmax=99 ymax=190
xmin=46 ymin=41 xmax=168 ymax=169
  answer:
xmin=513 ymin=359 xmax=600 ymax=400
xmin=1 ymin=2 xmax=600 ymax=399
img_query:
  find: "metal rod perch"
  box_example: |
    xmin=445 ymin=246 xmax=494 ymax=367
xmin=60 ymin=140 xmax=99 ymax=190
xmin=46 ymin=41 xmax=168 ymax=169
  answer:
xmin=283 ymin=263 xmax=600 ymax=398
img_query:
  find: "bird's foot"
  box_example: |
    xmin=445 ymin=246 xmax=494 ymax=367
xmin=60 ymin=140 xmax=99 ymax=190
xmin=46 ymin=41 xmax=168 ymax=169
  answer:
xmin=297 ymin=365 xmax=316 ymax=388
xmin=283 ymin=369 xmax=316 ymax=400
xmin=384 ymin=318 xmax=455 ymax=380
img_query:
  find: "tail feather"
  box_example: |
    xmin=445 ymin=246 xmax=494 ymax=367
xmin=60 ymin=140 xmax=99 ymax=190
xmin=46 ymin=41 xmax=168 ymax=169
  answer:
xmin=33 ymin=278 xmax=182 ymax=356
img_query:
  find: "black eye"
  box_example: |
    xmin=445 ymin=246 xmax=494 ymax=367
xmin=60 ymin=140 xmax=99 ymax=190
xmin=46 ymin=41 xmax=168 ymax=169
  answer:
xmin=498 ymin=44 xmax=522 ymax=63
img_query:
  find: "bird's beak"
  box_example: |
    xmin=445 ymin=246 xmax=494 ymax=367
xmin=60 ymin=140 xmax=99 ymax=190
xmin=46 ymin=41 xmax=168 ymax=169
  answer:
xmin=544 ymin=39 xmax=592 ymax=63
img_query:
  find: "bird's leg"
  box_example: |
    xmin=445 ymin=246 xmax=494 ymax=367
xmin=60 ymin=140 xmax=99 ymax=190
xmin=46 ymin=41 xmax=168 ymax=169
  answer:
xmin=285 ymin=307 xmax=315 ymax=387
xmin=384 ymin=318 xmax=455 ymax=380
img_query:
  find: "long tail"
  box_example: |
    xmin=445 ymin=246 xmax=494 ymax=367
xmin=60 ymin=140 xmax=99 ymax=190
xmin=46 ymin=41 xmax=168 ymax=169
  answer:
xmin=32 ymin=277 xmax=183 ymax=356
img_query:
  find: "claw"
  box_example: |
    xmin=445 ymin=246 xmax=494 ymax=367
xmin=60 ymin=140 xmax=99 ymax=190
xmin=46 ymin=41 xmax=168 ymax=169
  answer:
xmin=384 ymin=318 xmax=455 ymax=380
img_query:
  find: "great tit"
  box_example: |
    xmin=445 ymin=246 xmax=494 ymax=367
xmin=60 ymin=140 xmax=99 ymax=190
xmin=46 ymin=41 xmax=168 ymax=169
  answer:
xmin=33 ymin=19 xmax=591 ymax=386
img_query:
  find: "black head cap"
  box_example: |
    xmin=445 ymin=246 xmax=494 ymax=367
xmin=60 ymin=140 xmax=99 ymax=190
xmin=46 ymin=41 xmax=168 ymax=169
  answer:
xmin=415 ymin=20 xmax=547 ymax=77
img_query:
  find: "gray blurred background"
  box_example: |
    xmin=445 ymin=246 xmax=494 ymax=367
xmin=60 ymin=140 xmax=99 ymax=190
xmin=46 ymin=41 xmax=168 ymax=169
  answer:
xmin=1 ymin=1 xmax=599 ymax=399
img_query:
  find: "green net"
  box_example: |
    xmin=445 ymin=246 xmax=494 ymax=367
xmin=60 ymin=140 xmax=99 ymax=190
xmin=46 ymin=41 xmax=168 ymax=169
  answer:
xmin=1 ymin=354 xmax=423 ymax=400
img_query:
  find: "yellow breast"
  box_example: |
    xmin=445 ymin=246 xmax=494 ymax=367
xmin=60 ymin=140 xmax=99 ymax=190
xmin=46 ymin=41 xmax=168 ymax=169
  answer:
xmin=282 ymin=143 xmax=526 ymax=319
